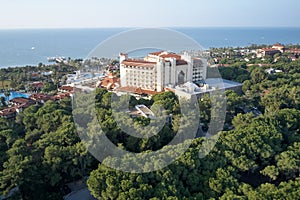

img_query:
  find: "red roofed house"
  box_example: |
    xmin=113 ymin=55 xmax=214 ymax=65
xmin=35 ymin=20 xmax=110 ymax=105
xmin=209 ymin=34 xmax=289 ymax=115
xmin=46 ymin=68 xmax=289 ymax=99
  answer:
xmin=30 ymin=81 xmax=44 ymax=90
xmin=9 ymin=97 xmax=35 ymax=112
xmin=96 ymin=73 xmax=120 ymax=90
xmin=257 ymin=43 xmax=285 ymax=58
xmin=272 ymin=43 xmax=285 ymax=52
xmin=50 ymin=93 xmax=71 ymax=101
xmin=285 ymin=48 xmax=300 ymax=56
xmin=0 ymin=107 xmax=17 ymax=119
xmin=119 ymin=51 xmax=207 ymax=93
xmin=1 ymin=97 xmax=36 ymax=119
xmin=59 ymin=86 xmax=74 ymax=93
xmin=29 ymin=93 xmax=50 ymax=104
xmin=260 ymin=48 xmax=281 ymax=57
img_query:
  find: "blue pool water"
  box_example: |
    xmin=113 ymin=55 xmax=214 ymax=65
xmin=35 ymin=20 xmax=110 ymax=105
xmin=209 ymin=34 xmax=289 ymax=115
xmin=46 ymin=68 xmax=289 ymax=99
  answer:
xmin=0 ymin=91 xmax=30 ymax=100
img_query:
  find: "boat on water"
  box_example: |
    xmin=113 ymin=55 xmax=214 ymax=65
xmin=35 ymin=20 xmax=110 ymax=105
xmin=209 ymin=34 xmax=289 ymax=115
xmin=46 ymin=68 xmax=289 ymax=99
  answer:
xmin=47 ymin=56 xmax=66 ymax=62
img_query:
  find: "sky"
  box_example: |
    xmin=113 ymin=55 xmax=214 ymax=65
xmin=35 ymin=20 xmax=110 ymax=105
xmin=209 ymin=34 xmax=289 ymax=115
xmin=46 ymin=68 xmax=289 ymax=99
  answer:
xmin=0 ymin=0 xmax=300 ymax=29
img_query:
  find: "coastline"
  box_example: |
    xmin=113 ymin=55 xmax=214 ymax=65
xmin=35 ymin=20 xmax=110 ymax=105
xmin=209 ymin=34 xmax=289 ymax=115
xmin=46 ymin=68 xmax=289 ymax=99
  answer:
xmin=1 ymin=27 xmax=300 ymax=68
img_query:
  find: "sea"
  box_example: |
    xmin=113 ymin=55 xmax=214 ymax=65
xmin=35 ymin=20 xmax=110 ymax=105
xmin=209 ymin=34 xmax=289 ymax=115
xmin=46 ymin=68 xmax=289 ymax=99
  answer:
xmin=0 ymin=27 xmax=300 ymax=68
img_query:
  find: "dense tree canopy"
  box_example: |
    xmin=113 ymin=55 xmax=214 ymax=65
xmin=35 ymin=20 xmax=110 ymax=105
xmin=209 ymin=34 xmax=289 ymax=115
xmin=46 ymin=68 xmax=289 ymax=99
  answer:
xmin=0 ymin=100 xmax=97 ymax=199
xmin=1 ymin=48 xmax=300 ymax=199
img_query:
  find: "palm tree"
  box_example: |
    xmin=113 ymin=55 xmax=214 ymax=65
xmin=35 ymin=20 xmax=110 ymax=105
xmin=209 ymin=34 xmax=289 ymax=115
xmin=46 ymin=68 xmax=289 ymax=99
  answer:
xmin=4 ymin=90 xmax=10 ymax=103
xmin=0 ymin=96 xmax=6 ymax=107
xmin=0 ymin=75 xmax=5 ymax=91
xmin=9 ymin=75 xmax=16 ymax=90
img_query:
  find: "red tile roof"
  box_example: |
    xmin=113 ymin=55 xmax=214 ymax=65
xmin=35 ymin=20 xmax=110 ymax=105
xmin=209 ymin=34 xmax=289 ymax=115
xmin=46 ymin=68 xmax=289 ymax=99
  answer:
xmin=17 ymin=101 xmax=34 ymax=109
xmin=286 ymin=48 xmax=300 ymax=54
xmin=273 ymin=43 xmax=284 ymax=47
xmin=116 ymin=86 xmax=162 ymax=95
xmin=31 ymin=82 xmax=44 ymax=88
xmin=59 ymin=86 xmax=74 ymax=93
xmin=99 ymin=75 xmax=120 ymax=89
xmin=159 ymin=53 xmax=181 ymax=60
xmin=149 ymin=51 xmax=164 ymax=56
xmin=261 ymin=48 xmax=280 ymax=52
xmin=121 ymin=60 xmax=156 ymax=67
xmin=165 ymin=87 xmax=175 ymax=92
xmin=176 ymin=59 xmax=188 ymax=65
xmin=50 ymin=93 xmax=70 ymax=101
xmin=0 ymin=107 xmax=17 ymax=117
xmin=123 ymin=51 xmax=187 ymax=67
xmin=10 ymin=97 xmax=31 ymax=104
xmin=29 ymin=93 xmax=50 ymax=101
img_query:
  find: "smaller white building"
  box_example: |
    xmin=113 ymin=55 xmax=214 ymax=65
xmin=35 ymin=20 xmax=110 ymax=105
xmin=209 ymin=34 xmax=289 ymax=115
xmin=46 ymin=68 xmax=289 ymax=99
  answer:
xmin=172 ymin=78 xmax=242 ymax=99
xmin=128 ymin=104 xmax=156 ymax=119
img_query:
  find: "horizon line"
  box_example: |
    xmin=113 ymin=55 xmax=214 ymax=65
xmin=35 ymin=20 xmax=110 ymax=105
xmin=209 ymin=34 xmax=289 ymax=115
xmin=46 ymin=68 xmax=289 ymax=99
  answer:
xmin=0 ymin=26 xmax=300 ymax=30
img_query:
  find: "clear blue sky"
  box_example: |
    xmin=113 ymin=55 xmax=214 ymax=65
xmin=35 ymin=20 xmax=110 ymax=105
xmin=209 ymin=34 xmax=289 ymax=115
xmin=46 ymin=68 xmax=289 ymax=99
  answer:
xmin=1 ymin=0 xmax=300 ymax=29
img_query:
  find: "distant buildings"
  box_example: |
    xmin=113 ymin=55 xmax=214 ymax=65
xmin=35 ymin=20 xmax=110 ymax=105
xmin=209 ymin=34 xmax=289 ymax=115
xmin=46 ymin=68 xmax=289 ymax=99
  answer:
xmin=0 ymin=86 xmax=74 ymax=119
xmin=265 ymin=68 xmax=283 ymax=75
xmin=272 ymin=43 xmax=285 ymax=52
xmin=59 ymin=85 xmax=74 ymax=93
xmin=285 ymin=48 xmax=300 ymax=56
xmin=257 ymin=48 xmax=281 ymax=58
xmin=30 ymin=81 xmax=44 ymax=91
xmin=257 ymin=43 xmax=300 ymax=58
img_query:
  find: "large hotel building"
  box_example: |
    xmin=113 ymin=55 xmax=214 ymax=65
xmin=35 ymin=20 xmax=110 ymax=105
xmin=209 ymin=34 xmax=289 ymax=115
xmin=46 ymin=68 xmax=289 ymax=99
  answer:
xmin=119 ymin=51 xmax=207 ymax=92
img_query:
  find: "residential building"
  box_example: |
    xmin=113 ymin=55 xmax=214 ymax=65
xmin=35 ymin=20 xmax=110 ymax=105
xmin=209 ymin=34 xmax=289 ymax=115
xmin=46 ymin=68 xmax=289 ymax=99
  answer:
xmin=272 ymin=43 xmax=285 ymax=52
xmin=50 ymin=93 xmax=71 ymax=101
xmin=59 ymin=86 xmax=74 ymax=93
xmin=128 ymin=105 xmax=155 ymax=119
xmin=257 ymin=48 xmax=281 ymax=58
xmin=96 ymin=73 xmax=120 ymax=90
xmin=9 ymin=97 xmax=35 ymax=112
xmin=0 ymin=107 xmax=17 ymax=119
xmin=29 ymin=93 xmax=50 ymax=104
xmin=172 ymin=78 xmax=242 ymax=99
xmin=30 ymin=81 xmax=44 ymax=91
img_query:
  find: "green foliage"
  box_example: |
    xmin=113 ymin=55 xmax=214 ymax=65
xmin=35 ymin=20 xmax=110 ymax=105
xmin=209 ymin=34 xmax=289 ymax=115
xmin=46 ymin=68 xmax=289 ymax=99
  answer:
xmin=1 ymin=50 xmax=300 ymax=199
xmin=85 ymin=53 xmax=300 ymax=199
xmin=219 ymin=66 xmax=250 ymax=82
xmin=0 ymin=100 xmax=96 ymax=199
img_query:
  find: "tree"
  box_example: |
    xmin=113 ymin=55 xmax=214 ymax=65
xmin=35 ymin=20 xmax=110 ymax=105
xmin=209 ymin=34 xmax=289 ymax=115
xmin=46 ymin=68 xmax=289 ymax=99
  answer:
xmin=232 ymin=113 xmax=255 ymax=129
xmin=276 ymin=142 xmax=300 ymax=178
xmin=260 ymin=165 xmax=279 ymax=181
xmin=4 ymin=90 xmax=10 ymax=102
xmin=250 ymin=68 xmax=268 ymax=84
xmin=0 ymin=96 xmax=6 ymax=107
xmin=0 ymin=74 xmax=5 ymax=91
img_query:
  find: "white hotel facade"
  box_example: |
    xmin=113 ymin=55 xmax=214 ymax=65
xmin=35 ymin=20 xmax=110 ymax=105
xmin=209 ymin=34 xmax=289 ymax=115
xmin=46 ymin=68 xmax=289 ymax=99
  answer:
xmin=119 ymin=51 xmax=207 ymax=92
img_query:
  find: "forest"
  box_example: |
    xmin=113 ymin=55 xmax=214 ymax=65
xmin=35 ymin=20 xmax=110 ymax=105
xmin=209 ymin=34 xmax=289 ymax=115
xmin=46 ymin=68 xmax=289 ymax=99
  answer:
xmin=0 ymin=52 xmax=299 ymax=199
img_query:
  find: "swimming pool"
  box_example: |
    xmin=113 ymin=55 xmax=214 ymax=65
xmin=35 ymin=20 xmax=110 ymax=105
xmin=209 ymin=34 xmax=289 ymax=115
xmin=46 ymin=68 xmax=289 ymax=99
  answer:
xmin=0 ymin=91 xmax=30 ymax=100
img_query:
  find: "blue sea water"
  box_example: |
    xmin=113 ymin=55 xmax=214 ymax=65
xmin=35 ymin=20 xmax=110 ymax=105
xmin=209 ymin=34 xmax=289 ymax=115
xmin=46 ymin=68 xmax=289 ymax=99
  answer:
xmin=0 ymin=91 xmax=30 ymax=100
xmin=0 ymin=27 xmax=299 ymax=68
